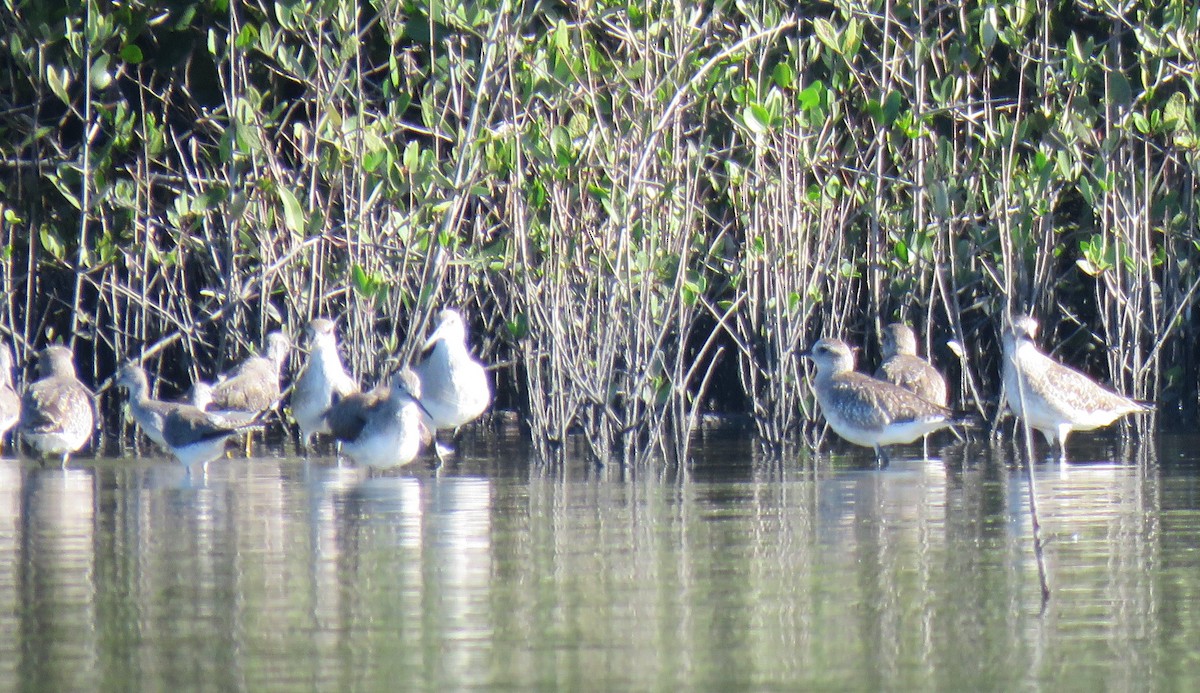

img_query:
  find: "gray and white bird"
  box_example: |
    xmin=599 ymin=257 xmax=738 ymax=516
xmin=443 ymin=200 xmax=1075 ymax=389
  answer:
xmin=325 ymin=368 xmax=429 ymax=468
xmin=0 ymin=344 xmax=20 ymax=450
xmin=116 ymin=363 xmax=257 ymax=474
xmin=115 ymin=364 xmax=175 ymax=450
xmin=875 ymin=323 xmax=948 ymax=407
xmin=291 ymin=319 xmax=358 ymax=449
xmin=19 ymin=346 xmax=95 ymax=464
xmin=805 ymin=337 xmax=969 ymax=463
xmin=411 ymin=309 xmax=491 ymax=455
xmin=1001 ymin=314 xmax=1153 ymax=461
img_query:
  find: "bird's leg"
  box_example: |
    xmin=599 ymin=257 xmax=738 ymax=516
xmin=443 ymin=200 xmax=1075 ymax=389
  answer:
xmin=874 ymin=445 xmax=890 ymax=467
xmin=432 ymin=431 xmax=448 ymax=468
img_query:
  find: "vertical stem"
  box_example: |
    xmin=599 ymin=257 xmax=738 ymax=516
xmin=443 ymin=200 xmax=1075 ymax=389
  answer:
xmin=69 ymin=0 xmax=94 ymax=353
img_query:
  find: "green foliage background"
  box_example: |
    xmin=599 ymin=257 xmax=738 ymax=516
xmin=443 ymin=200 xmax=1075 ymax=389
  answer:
xmin=0 ymin=0 xmax=1197 ymax=458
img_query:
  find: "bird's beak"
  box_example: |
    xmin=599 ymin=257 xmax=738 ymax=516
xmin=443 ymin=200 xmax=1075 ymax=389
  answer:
xmin=422 ymin=322 xmax=446 ymax=351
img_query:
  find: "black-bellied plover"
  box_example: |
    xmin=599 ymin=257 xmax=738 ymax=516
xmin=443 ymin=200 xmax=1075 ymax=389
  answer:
xmin=1001 ymin=314 xmax=1152 ymax=461
xmin=207 ymin=331 xmax=291 ymax=420
xmin=19 ymin=346 xmax=95 ymax=464
xmin=875 ymin=323 xmax=948 ymax=406
xmin=806 ymin=337 xmax=968 ymax=463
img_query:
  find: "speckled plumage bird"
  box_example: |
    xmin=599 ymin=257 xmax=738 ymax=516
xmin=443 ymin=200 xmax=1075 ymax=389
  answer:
xmin=1001 ymin=314 xmax=1153 ymax=461
xmin=806 ymin=337 xmax=968 ymax=463
xmin=207 ymin=331 xmax=291 ymax=419
xmin=291 ymin=319 xmax=358 ymax=449
xmin=874 ymin=323 xmax=948 ymax=407
xmin=19 ymin=346 xmax=95 ymax=464
xmin=325 ymin=369 xmax=428 ymax=468
xmin=0 ymin=345 xmax=20 ymax=450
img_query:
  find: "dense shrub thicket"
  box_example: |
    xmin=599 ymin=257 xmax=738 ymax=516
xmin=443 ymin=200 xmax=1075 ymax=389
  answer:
xmin=0 ymin=0 xmax=1197 ymax=460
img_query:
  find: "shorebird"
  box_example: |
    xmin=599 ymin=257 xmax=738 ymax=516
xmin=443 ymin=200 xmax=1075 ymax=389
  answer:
xmin=411 ymin=309 xmax=491 ymax=456
xmin=207 ymin=331 xmax=291 ymax=418
xmin=115 ymin=364 xmax=174 ymax=450
xmin=116 ymin=363 xmax=260 ymax=474
xmin=291 ymin=319 xmax=358 ymax=449
xmin=0 ymin=345 xmax=20 ymax=451
xmin=19 ymin=346 xmax=95 ymax=464
xmin=203 ymin=331 xmax=289 ymax=453
xmin=1001 ymin=314 xmax=1153 ymax=461
xmin=805 ymin=337 xmax=969 ymax=463
xmin=325 ymin=368 xmax=429 ymax=468
xmin=875 ymin=323 xmax=948 ymax=406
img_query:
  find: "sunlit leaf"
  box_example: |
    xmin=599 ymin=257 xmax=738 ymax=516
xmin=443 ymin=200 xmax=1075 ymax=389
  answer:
xmin=743 ymin=104 xmax=772 ymax=134
xmin=278 ymin=186 xmax=306 ymax=233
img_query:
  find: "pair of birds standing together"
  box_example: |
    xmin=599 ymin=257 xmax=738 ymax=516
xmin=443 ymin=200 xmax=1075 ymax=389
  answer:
xmin=806 ymin=315 xmax=1153 ymax=463
xmin=0 ymin=309 xmax=492 ymax=475
xmin=288 ymin=309 xmax=492 ymax=468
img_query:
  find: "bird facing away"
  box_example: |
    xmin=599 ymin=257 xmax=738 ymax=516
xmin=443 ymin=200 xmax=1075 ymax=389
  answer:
xmin=412 ymin=309 xmax=492 ymax=434
xmin=206 ymin=331 xmax=291 ymax=421
xmin=874 ymin=323 xmax=949 ymax=407
xmin=291 ymin=319 xmax=359 ymax=448
xmin=19 ymin=346 xmax=95 ymax=464
xmin=117 ymin=363 xmax=258 ymax=474
xmin=1001 ymin=314 xmax=1153 ymax=461
xmin=0 ymin=344 xmax=20 ymax=449
xmin=325 ymin=368 xmax=429 ymax=468
xmin=805 ymin=337 xmax=968 ymax=463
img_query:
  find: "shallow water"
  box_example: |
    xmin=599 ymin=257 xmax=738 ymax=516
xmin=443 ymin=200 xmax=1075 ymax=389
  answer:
xmin=2 ymin=430 xmax=1199 ymax=690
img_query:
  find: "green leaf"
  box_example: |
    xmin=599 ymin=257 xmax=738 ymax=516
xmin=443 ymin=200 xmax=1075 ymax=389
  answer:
xmin=743 ymin=104 xmax=772 ymax=134
xmin=90 ymin=55 xmax=112 ymax=90
xmin=236 ymin=23 xmax=259 ymax=49
xmin=46 ymin=66 xmax=71 ymax=105
xmin=1109 ymin=71 xmax=1132 ymax=107
xmin=363 ymin=149 xmax=387 ymax=172
xmin=40 ymin=229 xmax=65 ymax=261
xmin=981 ymin=6 xmax=998 ymax=53
xmin=351 ymin=264 xmax=371 ymax=297
xmin=120 ymin=44 xmax=143 ymax=63
xmin=813 ymin=18 xmax=840 ymax=54
xmin=883 ymin=90 xmax=903 ymax=127
xmin=772 ymin=62 xmax=794 ymax=89
xmin=506 ymin=313 xmax=529 ymax=340
xmin=798 ymin=81 xmax=823 ymax=111
xmin=278 ymin=186 xmax=305 ymax=234
xmin=1164 ymin=92 xmax=1188 ymax=132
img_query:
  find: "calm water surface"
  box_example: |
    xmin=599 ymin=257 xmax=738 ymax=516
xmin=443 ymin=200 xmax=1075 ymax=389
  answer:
xmin=3 ymin=430 xmax=1200 ymax=690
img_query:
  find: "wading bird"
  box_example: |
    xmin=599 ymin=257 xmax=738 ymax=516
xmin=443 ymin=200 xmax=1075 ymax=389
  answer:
xmin=412 ymin=309 xmax=491 ymax=458
xmin=19 ymin=346 xmax=95 ymax=465
xmin=806 ymin=337 xmax=969 ymax=464
xmin=1001 ymin=314 xmax=1153 ymax=462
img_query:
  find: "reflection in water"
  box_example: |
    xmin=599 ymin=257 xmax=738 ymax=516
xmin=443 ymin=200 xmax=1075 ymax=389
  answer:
xmin=0 ymin=433 xmax=1197 ymax=689
xmin=18 ymin=466 xmax=96 ymax=692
